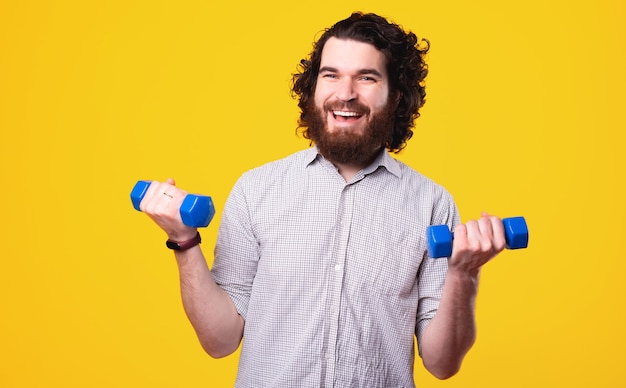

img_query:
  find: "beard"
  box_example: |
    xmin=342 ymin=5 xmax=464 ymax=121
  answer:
xmin=305 ymin=99 xmax=396 ymax=166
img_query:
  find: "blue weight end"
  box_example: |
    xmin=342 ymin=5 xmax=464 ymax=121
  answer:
xmin=426 ymin=224 xmax=453 ymax=259
xmin=181 ymin=195 xmax=215 ymax=228
xmin=503 ymin=216 xmax=529 ymax=250
xmin=130 ymin=180 xmax=151 ymax=211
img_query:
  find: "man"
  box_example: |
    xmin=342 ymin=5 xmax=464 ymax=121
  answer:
xmin=139 ymin=12 xmax=506 ymax=387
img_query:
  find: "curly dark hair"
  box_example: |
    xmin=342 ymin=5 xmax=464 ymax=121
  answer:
xmin=291 ymin=12 xmax=430 ymax=153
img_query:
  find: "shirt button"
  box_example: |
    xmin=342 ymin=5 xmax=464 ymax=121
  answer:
xmin=334 ymin=264 xmax=341 ymax=271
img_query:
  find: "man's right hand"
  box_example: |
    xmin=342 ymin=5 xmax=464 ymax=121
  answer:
xmin=138 ymin=178 xmax=198 ymax=242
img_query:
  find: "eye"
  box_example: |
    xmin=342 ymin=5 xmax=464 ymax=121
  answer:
xmin=358 ymin=75 xmax=378 ymax=82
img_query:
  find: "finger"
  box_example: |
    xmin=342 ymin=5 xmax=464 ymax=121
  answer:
xmin=463 ymin=219 xmax=484 ymax=253
xmin=477 ymin=216 xmax=496 ymax=252
xmin=453 ymin=223 xmax=467 ymax=244
xmin=450 ymin=221 xmax=482 ymax=269
xmin=148 ymin=183 xmax=183 ymax=222
xmin=453 ymin=221 xmax=476 ymax=254
xmin=144 ymin=181 xmax=181 ymax=215
xmin=459 ymin=217 xmax=496 ymax=259
xmin=161 ymin=180 xmax=188 ymax=201
xmin=139 ymin=180 xmax=161 ymax=212
xmin=478 ymin=214 xmax=506 ymax=254
xmin=488 ymin=215 xmax=506 ymax=252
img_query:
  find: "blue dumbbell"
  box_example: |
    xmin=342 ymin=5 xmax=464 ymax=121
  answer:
xmin=426 ymin=216 xmax=529 ymax=259
xmin=130 ymin=180 xmax=215 ymax=228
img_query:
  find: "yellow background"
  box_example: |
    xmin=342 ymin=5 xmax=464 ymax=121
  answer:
xmin=1 ymin=0 xmax=624 ymax=386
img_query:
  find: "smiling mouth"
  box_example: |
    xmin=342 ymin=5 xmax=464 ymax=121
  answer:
xmin=332 ymin=110 xmax=364 ymax=122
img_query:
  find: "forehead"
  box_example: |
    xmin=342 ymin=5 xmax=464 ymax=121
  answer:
xmin=320 ymin=37 xmax=387 ymax=76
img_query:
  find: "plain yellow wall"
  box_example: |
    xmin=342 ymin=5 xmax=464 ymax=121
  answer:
xmin=1 ymin=0 xmax=624 ymax=386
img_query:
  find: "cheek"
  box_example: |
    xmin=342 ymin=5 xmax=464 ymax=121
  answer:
xmin=313 ymin=87 xmax=329 ymax=109
xmin=313 ymin=95 xmax=323 ymax=110
xmin=370 ymin=97 xmax=390 ymax=113
xmin=364 ymin=88 xmax=391 ymax=111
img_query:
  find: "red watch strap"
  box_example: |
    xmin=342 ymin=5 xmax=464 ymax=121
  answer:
xmin=166 ymin=232 xmax=201 ymax=251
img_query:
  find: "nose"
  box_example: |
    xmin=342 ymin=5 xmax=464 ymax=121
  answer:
xmin=335 ymin=78 xmax=356 ymax=102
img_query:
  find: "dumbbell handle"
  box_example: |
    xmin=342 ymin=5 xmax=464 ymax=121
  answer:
xmin=130 ymin=180 xmax=215 ymax=228
xmin=426 ymin=216 xmax=529 ymax=259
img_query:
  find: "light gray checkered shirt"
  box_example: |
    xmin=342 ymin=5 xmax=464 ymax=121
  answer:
xmin=211 ymin=147 xmax=459 ymax=388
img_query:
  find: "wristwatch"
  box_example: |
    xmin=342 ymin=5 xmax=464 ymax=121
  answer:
xmin=166 ymin=232 xmax=201 ymax=251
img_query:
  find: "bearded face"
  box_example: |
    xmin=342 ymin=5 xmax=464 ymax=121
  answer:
xmin=305 ymin=98 xmax=396 ymax=166
xmin=305 ymin=38 xmax=397 ymax=168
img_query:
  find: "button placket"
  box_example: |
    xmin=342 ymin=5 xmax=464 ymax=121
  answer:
xmin=322 ymin=184 xmax=355 ymax=387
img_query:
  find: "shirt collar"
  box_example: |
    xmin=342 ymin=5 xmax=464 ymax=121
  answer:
xmin=367 ymin=148 xmax=402 ymax=178
xmin=304 ymin=146 xmax=402 ymax=179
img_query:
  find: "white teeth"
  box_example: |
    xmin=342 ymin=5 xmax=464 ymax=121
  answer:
xmin=333 ymin=111 xmax=360 ymax=117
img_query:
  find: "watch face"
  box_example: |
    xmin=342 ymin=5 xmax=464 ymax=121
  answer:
xmin=166 ymin=241 xmax=181 ymax=250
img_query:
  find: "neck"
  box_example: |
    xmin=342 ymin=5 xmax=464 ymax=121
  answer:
xmin=316 ymin=145 xmax=384 ymax=182
xmin=332 ymin=148 xmax=383 ymax=181
xmin=334 ymin=162 xmax=364 ymax=182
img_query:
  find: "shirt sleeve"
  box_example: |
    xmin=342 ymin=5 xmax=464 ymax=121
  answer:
xmin=415 ymin=188 xmax=460 ymax=355
xmin=210 ymin=175 xmax=259 ymax=322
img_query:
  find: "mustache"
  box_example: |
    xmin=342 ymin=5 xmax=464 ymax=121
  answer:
xmin=324 ymin=101 xmax=370 ymax=114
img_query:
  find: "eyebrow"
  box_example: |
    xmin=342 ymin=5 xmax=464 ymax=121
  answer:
xmin=319 ymin=66 xmax=385 ymax=79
